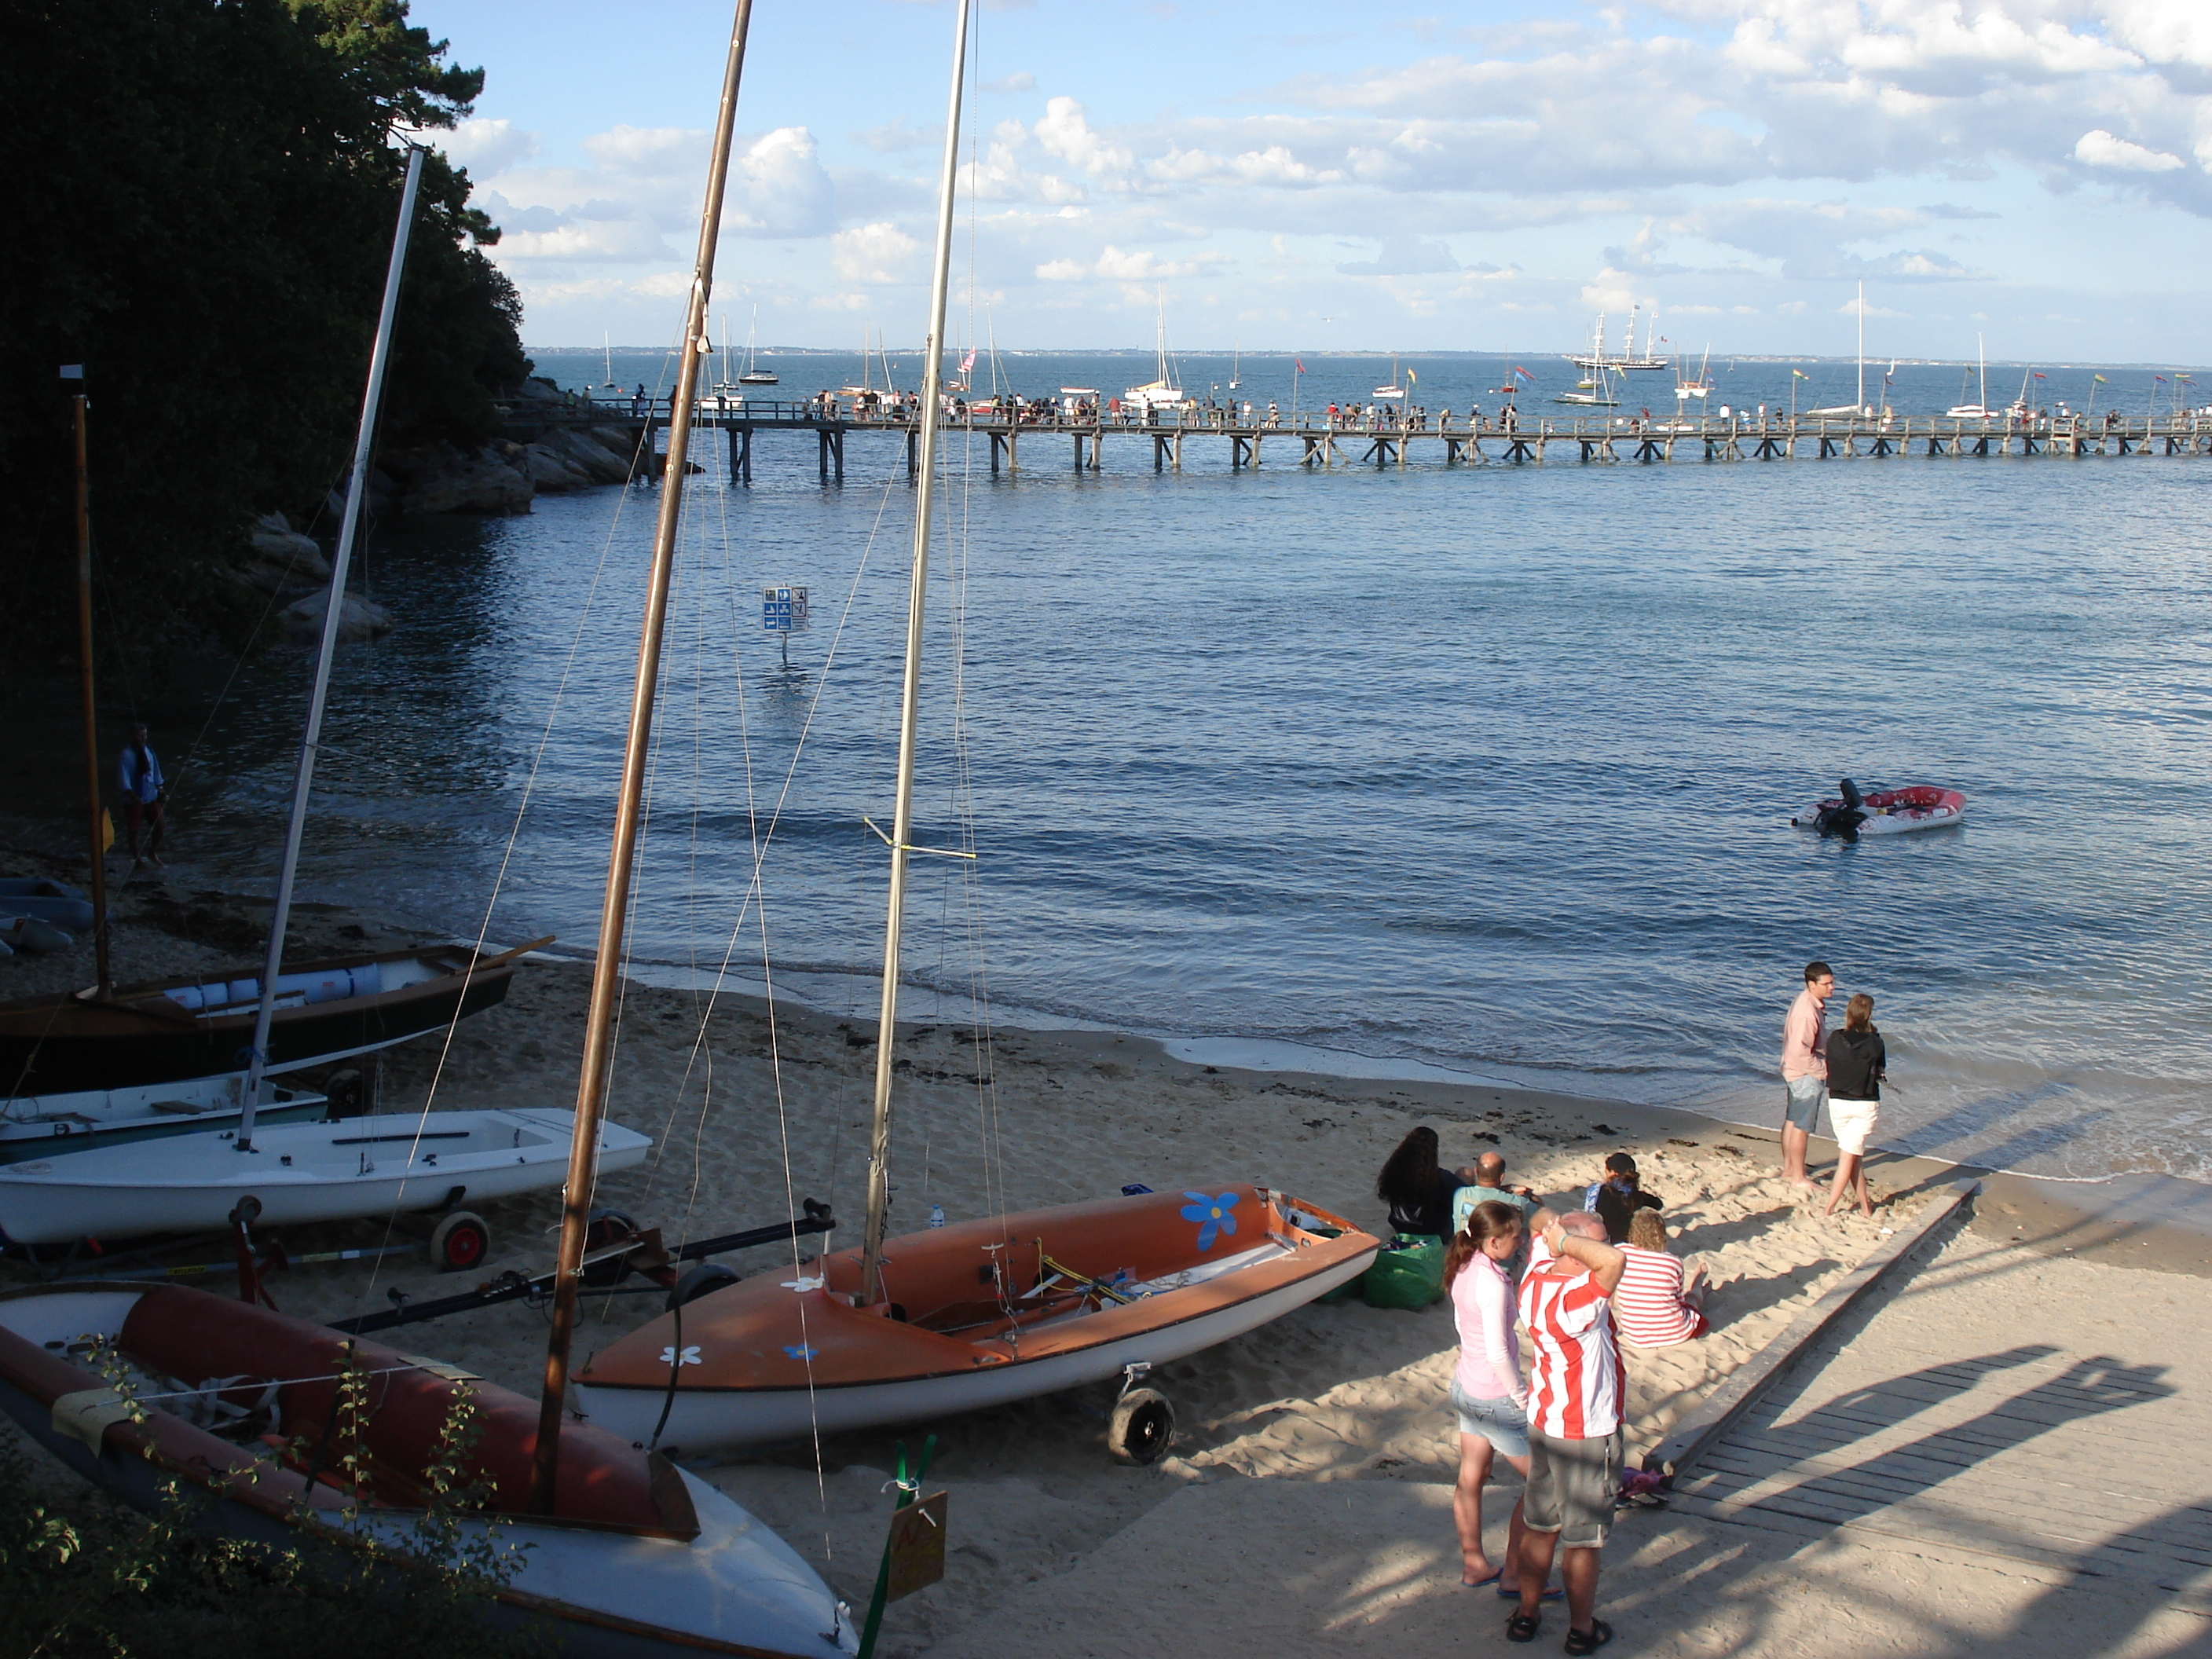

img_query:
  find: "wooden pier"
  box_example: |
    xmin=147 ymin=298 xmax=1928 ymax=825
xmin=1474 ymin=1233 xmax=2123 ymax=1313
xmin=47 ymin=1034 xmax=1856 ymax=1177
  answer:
xmin=503 ymin=394 xmax=2212 ymax=484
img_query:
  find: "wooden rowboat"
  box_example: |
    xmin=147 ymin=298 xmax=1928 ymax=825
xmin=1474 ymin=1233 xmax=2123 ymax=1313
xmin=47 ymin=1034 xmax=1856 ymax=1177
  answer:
xmin=0 ymin=938 xmax=540 ymax=1097
xmin=0 ymin=1283 xmax=856 ymax=1657
xmin=572 ymin=1184 xmax=1377 ymax=1456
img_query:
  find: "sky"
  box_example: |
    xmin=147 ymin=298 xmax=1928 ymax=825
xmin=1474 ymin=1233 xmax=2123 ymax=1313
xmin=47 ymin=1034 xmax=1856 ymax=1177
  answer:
xmin=410 ymin=0 xmax=2212 ymax=361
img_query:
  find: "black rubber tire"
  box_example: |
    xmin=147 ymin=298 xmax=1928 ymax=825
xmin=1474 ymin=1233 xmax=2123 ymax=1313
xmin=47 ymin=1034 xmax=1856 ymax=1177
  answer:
xmin=430 ymin=1210 xmax=491 ymax=1273
xmin=1108 ymin=1386 xmax=1176 ymax=1465
xmin=668 ymin=1262 xmax=739 ymax=1311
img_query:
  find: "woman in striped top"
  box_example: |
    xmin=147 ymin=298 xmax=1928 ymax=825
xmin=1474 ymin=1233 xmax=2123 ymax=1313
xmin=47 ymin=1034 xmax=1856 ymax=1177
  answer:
xmin=1611 ymin=1207 xmax=1708 ymax=1347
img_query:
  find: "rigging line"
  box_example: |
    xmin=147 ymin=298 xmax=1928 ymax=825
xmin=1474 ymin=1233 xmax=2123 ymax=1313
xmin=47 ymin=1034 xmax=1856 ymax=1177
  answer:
xmin=345 ymin=409 xmax=650 ymax=1324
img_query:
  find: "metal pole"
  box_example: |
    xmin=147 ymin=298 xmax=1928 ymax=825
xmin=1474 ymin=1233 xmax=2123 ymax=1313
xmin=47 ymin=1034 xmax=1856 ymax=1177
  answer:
xmin=859 ymin=0 xmax=973 ymax=1309
xmin=529 ymin=0 xmax=756 ymax=1514
xmin=236 ymin=145 xmax=425 ymax=1151
xmin=69 ymin=383 xmax=111 ymax=998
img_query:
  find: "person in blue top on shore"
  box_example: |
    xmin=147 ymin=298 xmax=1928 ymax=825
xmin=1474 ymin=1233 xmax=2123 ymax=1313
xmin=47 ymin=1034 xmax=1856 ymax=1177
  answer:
xmin=116 ymin=722 xmax=167 ymax=869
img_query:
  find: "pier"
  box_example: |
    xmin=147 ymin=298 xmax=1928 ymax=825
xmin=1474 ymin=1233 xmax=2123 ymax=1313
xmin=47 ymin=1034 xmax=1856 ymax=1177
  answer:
xmin=502 ymin=394 xmax=2212 ymax=484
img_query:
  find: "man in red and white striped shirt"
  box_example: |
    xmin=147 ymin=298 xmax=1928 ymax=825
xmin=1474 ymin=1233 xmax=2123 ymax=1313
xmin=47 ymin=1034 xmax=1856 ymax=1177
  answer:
xmin=1508 ymin=1211 xmax=1626 ymax=1654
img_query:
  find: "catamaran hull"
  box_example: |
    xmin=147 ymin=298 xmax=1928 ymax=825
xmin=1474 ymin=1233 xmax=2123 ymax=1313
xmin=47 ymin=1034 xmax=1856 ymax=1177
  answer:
xmin=574 ymin=1246 xmax=1372 ymax=1452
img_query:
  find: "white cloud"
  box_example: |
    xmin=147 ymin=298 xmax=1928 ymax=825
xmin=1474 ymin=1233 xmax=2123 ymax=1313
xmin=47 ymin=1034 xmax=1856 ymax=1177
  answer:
xmin=727 ymin=129 xmax=838 ymax=237
xmin=1033 ymin=97 xmax=1136 ymax=185
xmin=1339 ymin=234 xmax=1459 ymax=276
xmin=830 ymin=222 xmax=920 ymax=284
xmin=2073 ymin=129 xmax=2185 ymax=173
xmin=439 ymin=117 xmax=539 ymax=178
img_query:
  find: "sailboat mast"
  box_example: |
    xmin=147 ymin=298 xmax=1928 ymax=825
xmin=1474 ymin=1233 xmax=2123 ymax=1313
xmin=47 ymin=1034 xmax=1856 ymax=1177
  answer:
xmin=529 ymin=0 xmax=756 ymax=1513
xmin=859 ymin=0 xmax=972 ymax=1309
xmin=68 ymin=379 xmax=111 ymax=998
xmin=235 ymin=144 xmax=426 ymax=1151
xmin=1855 ymin=280 xmax=1866 ymax=413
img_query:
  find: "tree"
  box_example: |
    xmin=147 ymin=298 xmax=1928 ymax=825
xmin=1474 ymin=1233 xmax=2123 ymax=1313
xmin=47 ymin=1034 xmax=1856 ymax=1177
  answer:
xmin=0 ymin=0 xmax=528 ymax=679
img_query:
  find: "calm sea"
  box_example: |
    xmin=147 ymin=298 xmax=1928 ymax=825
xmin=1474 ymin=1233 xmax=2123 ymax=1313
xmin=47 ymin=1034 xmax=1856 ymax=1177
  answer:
xmin=26 ymin=349 xmax=2211 ymax=1188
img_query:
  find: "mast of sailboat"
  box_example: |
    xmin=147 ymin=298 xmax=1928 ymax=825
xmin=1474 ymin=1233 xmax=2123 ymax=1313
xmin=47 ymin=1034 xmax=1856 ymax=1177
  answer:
xmin=859 ymin=0 xmax=972 ymax=1310
xmin=234 ymin=144 xmax=426 ymax=1152
xmin=527 ymin=0 xmax=756 ymax=1513
xmin=1855 ymin=280 xmax=1866 ymax=414
xmin=65 ymin=369 xmax=112 ymax=998
xmin=1979 ymin=333 xmax=1987 ymax=414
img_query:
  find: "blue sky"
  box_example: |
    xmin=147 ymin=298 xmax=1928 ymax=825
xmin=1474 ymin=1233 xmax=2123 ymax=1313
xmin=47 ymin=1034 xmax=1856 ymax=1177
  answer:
xmin=412 ymin=0 xmax=2212 ymax=361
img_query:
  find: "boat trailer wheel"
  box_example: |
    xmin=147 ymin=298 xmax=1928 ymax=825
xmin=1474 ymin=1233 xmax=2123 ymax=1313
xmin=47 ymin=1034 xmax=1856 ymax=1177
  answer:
xmin=1108 ymin=1386 xmax=1176 ymax=1466
xmin=430 ymin=1210 xmax=491 ymax=1273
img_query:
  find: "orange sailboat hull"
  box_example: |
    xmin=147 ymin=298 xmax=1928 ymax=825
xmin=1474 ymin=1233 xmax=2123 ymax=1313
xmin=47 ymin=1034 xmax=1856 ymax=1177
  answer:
xmin=573 ymin=1183 xmax=1376 ymax=1452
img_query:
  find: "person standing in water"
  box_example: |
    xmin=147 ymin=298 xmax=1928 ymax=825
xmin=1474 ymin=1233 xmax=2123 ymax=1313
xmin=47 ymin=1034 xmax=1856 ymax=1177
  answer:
xmin=1779 ymin=961 xmax=1833 ymax=1190
xmin=1823 ymin=993 xmax=1887 ymax=1218
xmin=116 ymin=721 xmax=167 ymax=869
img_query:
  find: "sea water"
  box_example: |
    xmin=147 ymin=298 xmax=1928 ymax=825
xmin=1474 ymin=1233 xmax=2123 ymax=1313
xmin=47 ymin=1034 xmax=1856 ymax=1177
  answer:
xmin=37 ymin=350 xmax=2211 ymax=1188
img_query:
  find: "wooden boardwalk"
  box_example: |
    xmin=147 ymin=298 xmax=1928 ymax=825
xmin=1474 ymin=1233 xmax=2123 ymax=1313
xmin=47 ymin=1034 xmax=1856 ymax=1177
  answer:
xmin=1664 ymin=1240 xmax=2212 ymax=1613
xmin=505 ymin=397 xmax=2212 ymax=482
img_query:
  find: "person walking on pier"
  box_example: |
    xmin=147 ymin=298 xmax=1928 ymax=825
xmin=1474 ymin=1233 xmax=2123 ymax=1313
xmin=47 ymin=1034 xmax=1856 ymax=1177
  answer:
xmin=117 ymin=720 xmax=167 ymax=870
xmin=1780 ymin=960 xmax=1833 ymax=1191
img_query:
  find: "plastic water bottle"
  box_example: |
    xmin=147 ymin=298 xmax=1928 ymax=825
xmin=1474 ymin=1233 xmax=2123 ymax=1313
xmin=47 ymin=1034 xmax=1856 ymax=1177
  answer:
xmin=928 ymin=1203 xmax=946 ymax=1229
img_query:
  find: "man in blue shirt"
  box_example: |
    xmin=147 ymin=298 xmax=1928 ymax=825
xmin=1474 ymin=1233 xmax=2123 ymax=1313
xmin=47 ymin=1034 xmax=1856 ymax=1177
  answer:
xmin=117 ymin=722 xmax=167 ymax=868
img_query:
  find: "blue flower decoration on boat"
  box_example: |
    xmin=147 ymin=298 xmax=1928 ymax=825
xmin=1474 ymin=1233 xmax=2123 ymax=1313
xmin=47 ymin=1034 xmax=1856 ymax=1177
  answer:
xmin=783 ymin=1344 xmax=819 ymax=1362
xmin=1181 ymin=1191 xmax=1240 ymax=1252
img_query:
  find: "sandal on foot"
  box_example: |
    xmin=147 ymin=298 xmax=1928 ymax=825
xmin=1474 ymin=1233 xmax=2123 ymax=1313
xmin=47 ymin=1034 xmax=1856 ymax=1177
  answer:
xmin=1463 ymin=1568 xmax=1503 ymax=1588
xmin=1500 ymin=1585 xmax=1566 ymax=1601
xmin=1505 ymin=1611 xmax=1541 ymax=1643
xmin=1564 ymin=1619 xmax=1613 ymax=1654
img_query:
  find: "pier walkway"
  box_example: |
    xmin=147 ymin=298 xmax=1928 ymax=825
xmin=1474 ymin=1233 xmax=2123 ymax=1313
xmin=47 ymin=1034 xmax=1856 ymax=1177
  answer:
xmin=503 ymin=394 xmax=2212 ymax=482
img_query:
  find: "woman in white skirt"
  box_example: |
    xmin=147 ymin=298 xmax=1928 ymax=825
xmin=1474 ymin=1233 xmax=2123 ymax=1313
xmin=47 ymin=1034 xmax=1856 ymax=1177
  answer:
xmin=1823 ymin=992 xmax=1886 ymax=1218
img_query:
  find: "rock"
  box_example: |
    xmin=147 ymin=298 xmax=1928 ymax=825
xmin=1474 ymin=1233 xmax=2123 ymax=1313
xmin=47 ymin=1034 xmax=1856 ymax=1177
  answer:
xmin=513 ymin=375 xmax=564 ymax=404
xmin=247 ymin=525 xmax=331 ymax=580
xmin=381 ymin=441 xmax=533 ymax=515
xmin=540 ymin=427 xmax=635 ymax=484
xmin=519 ymin=445 xmax=591 ymax=491
xmin=284 ymin=588 xmax=392 ymax=641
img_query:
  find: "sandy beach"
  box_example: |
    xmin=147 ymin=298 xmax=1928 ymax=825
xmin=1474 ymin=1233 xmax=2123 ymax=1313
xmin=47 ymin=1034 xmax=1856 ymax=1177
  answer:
xmin=3 ymin=868 xmax=2207 ymax=1656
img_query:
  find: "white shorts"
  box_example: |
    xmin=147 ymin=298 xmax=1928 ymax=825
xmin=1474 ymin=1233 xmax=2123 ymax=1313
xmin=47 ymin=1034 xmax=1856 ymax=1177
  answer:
xmin=1830 ymin=1097 xmax=1879 ymax=1156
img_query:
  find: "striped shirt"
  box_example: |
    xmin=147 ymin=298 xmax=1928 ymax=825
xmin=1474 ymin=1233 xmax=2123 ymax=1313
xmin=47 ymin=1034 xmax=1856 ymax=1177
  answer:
xmin=1612 ymin=1245 xmax=1701 ymax=1347
xmin=1518 ymin=1260 xmax=1624 ymax=1439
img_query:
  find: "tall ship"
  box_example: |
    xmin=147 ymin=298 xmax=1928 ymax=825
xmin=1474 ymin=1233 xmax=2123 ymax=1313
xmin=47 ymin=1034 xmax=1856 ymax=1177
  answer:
xmin=1566 ymin=305 xmax=1669 ymax=372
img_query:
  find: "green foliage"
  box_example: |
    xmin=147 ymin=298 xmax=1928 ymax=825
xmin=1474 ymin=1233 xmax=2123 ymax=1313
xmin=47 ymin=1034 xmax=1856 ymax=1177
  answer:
xmin=0 ymin=0 xmax=529 ymax=679
xmin=0 ymin=1342 xmax=548 ymax=1659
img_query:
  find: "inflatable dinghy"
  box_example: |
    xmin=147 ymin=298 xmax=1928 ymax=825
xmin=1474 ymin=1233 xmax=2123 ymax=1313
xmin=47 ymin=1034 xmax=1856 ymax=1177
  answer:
xmin=1796 ymin=779 xmax=1965 ymax=838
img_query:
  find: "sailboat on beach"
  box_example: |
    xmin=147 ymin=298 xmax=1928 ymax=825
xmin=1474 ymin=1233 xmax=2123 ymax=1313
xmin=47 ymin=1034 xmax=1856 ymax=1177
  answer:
xmin=567 ymin=0 xmax=1377 ymax=1464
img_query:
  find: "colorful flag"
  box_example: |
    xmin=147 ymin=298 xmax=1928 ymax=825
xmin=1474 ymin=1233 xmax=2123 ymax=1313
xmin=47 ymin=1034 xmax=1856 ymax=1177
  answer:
xmin=1406 ymin=368 xmax=1416 ymax=385
xmin=2094 ymin=374 xmax=2109 ymax=383
xmin=958 ymin=349 xmax=976 ymax=373
xmin=1791 ymin=369 xmax=1809 ymax=379
xmin=2033 ymin=372 xmax=2046 ymax=379
xmin=2155 ymin=375 xmax=2167 ymax=383
xmin=1512 ymin=365 xmax=1533 ymax=383
xmin=1295 ymin=359 xmax=1306 ymax=374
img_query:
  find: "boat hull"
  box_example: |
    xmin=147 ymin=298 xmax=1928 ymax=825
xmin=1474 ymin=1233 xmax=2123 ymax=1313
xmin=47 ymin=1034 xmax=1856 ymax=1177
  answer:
xmin=0 ymin=1108 xmax=650 ymax=1244
xmin=573 ymin=1184 xmax=1379 ymax=1453
xmin=0 ymin=1285 xmax=855 ymax=1657
xmin=0 ymin=943 xmax=521 ymax=1095
xmin=1793 ymin=785 xmax=1967 ymax=836
xmin=1 ymin=1077 xmax=328 ymax=1163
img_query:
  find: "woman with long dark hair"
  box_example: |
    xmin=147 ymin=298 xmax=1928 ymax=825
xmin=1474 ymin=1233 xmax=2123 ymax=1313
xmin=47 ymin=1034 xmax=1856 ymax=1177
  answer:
xmin=1445 ymin=1199 xmax=1540 ymax=1592
xmin=1375 ymin=1125 xmax=1465 ymax=1240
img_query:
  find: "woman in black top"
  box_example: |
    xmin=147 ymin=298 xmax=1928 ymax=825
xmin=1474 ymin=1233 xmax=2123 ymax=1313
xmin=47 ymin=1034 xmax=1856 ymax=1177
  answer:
xmin=1377 ymin=1126 xmax=1466 ymax=1240
xmin=1823 ymin=992 xmax=1887 ymax=1218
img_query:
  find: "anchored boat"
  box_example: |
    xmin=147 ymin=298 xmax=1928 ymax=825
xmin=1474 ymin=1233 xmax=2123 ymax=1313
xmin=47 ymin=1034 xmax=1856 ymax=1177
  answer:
xmin=0 ymin=1283 xmax=855 ymax=1657
xmin=1795 ymin=779 xmax=1967 ymax=837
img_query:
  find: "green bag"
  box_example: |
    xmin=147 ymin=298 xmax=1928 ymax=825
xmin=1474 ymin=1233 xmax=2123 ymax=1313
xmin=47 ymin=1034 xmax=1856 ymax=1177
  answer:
xmin=1361 ymin=1232 xmax=1447 ymax=1309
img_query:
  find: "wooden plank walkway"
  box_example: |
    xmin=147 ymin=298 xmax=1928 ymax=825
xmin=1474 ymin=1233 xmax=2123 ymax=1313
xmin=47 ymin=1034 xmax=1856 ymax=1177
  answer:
xmin=1664 ymin=1229 xmax=2212 ymax=1614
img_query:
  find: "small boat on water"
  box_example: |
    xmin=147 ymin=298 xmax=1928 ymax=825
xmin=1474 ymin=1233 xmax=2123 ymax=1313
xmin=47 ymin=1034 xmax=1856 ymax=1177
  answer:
xmin=0 ymin=938 xmax=537 ymax=1096
xmin=1795 ymin=779 xmax=1967 ymax=837
xmin=0 ymin=1107 xmax=650 ymax=1247
xmin=0 ymin=1283 xmax=855 ymax=1657
xmin=0 ymin=1075 xmax=328 ymax=1163
xmin=573 ymin=1185 xmax=1376 ymax=1456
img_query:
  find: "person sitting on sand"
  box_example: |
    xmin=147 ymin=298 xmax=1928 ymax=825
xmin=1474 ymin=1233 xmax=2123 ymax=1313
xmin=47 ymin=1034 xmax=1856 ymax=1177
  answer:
xmin=1584 ymin=1152 xmax=1662 ymax=1244
xmin=1612 ymin=1208 xmax=1708 ymax=1347
xmin=1823 ymin=993 xmax=1886 ymax=1219
xmin=1445 ymin=1200 xmax=1542 ymax=1596
xmin=1453 ymin=1152 xmax=1547 ymax=1280
xmin=1376 ymin=1126 xmax=1466 ymax=1241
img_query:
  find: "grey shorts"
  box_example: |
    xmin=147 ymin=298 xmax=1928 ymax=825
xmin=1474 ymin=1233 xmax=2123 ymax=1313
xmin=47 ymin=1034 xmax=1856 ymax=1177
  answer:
xmin=1783 ymin=1074 xmax=1824 ymax=1132
xmin=1449 ymin=1380 xmax=1530 ymax=1459
xmin=1523 ymin=1427 xmax=1624 ymax=1549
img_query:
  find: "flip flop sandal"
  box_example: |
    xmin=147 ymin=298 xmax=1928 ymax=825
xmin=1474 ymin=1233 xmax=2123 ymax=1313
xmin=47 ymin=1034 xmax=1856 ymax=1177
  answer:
xmin=1463 ymin=1569 xmax=1504 ymax=1589
xmin=1505 ymin=1611 xmax=1542 ymax=1643
xmin=1499 ymin=1585 xmax=1566 ymax=1601
xmin=1564 ymin=1618 xmax=1614 ymax=1654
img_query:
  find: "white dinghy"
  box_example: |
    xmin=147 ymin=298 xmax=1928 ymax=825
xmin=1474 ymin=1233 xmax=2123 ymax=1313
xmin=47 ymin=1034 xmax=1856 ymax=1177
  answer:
xmin=0 ymin=1107 xmax=649 ymax=1246
xmin=1 ymin=1075 xmax=328 ymax=1163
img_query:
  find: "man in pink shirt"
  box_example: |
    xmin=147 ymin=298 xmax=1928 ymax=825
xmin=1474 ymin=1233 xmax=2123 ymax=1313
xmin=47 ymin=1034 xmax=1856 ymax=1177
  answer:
xmin=1778 ymin=960 xmax=1833 ymax=1190
xmin=1509 ymin=1211 xmax=1626 ymax=1654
